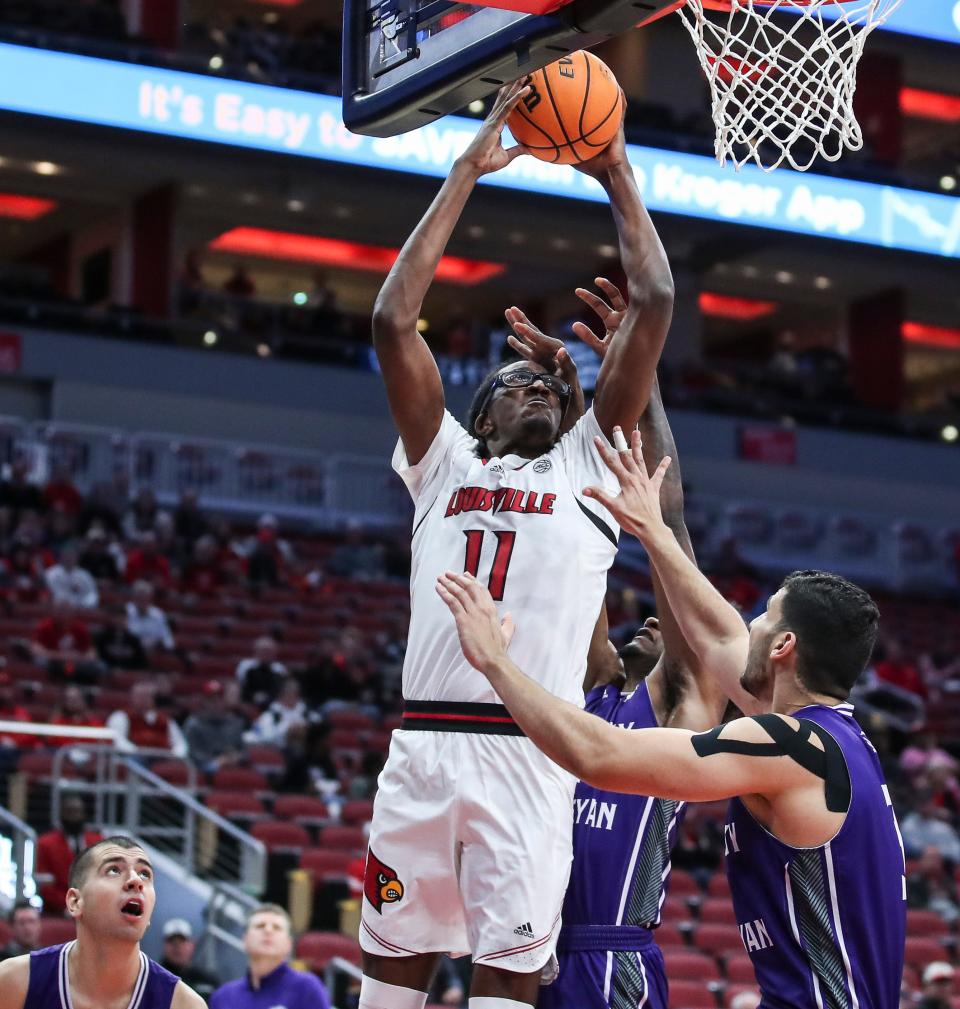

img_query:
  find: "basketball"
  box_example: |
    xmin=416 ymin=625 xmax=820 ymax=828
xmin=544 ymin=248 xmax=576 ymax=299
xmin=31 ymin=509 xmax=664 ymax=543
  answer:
xmin=507 ymin=50 xmax=624 ymax=166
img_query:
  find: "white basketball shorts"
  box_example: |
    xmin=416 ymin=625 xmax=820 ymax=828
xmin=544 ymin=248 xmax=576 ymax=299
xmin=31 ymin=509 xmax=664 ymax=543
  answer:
xmin=359 ymin=721 xmax=576 ymax=973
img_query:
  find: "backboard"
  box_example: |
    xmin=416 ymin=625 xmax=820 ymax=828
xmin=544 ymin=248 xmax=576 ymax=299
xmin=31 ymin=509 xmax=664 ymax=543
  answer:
xmin=342 ymin=0 xmax=682 ymax=137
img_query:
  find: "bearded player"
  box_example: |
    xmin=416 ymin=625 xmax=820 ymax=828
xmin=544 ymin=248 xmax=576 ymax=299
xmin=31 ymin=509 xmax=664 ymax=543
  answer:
xmin=509 ymin=282 xmax=731 ymax=1009
xmin=438 ymin=432 xmax=906 ymax=1009
xmin=360 ymin=81 xmax=674 ymax=1009
xmin=0 ymin=836 xmax=206 ymax=1009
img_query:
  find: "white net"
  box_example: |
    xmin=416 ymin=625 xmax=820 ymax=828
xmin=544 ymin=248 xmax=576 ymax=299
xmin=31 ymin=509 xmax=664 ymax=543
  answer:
xmin=677 ymin=0 xmax=904 ymax=172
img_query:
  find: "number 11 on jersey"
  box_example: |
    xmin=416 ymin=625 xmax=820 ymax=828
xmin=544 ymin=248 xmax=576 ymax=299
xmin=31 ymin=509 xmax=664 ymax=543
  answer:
xmin=463 ymin=530 xmax=517 ymax=601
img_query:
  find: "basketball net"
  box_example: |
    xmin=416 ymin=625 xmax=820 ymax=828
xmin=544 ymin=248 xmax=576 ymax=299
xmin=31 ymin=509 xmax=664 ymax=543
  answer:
xmin=677 ymin=0 xmax=904 ymax=172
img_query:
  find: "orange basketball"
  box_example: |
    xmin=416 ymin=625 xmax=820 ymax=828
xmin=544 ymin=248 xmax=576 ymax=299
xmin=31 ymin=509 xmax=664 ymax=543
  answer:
xmin=507 ymin=50 xmax=624 ymax=165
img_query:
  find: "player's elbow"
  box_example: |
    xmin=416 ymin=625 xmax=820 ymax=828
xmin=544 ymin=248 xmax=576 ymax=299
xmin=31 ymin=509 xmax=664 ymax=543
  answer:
xmin=371 ymin=300 xmax=406 ymax=344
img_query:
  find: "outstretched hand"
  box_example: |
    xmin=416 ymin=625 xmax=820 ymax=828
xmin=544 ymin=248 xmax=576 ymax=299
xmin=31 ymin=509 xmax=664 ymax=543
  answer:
xmin=504 ymin=306 xmax=578 ymax=385
xmin=572 ymin=277 xmax=627 ymax=360
xmin=436 ymin=571 xmax=515 ymax=674
xmin=573 ymin=93 xmax=628 ymax=181
xmin=456 ymin=81 xmax=530 ymax=178
xmin=583 ymin=427 xmax=672 ymax=542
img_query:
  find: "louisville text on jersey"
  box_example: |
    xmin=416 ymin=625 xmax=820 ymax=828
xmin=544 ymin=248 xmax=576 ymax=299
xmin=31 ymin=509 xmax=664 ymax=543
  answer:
xmin=444 ymin=486 xmax=556 ymax=518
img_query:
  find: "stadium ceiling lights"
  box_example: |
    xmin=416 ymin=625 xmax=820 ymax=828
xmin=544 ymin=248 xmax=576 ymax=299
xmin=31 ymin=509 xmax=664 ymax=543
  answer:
xmin=208 ymin=227 xmax=506 ymax=285
xmin=0 ymin=192 xmax=57 ymax=220
xmin=900 ymin=87 xmax=960 ymax=123
xmin=902 ymin=321 xmax=960 ymax=350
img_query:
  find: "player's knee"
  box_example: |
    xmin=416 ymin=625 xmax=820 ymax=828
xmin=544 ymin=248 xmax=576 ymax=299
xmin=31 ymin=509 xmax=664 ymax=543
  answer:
xmin=359 ymin=975 xmax=429 ymax=1009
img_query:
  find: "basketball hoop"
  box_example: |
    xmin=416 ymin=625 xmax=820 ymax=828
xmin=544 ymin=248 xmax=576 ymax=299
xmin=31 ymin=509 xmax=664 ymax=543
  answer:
xmin=676 ymin=0 xmax=904 ymax=172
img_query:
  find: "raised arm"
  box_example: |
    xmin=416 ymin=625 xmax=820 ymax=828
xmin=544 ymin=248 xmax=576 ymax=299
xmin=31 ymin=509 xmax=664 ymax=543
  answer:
xmin=584 ymin=429 xmax=760 ymax=715
xmin=436 ymin=572 xmax=844 ymax=847
xmin=577 ymin=125 xmax=674 ymax=438
xmin=372 ymin=83 xmax=528 ymax=464
xmin=0 ymin=955 xmax=29 ymax=1009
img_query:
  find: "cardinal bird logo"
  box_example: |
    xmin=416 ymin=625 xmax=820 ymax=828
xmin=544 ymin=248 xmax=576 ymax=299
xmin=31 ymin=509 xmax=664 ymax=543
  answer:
xmin=364 ymin=850 xmax=404 ymax=913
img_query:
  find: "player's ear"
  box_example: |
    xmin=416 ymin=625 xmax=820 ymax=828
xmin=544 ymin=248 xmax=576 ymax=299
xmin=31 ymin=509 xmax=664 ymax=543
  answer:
xmin=65 ymin=887 xmax=82 ymax=919
xmin=770 ymin=630 xmax=796 ymax=662
xmin=475 ymin=410 xmax=494 ymax=437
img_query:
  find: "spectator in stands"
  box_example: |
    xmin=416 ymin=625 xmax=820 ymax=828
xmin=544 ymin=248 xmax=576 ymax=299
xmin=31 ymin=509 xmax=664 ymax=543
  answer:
xmin=209 ymin=903 xmax=331 ymax=1009
xmin=347 ymin=750 xmax=386 ymax=800
xmin=244 ymin=678 xmax=312 ymax=747
xmin=123 ymin=487 xmax=160 ymax=539
xmin=918 ymin=963 xmax=955 ymax=1009
xmin=0 ymin=671 xmax=34 ymax=759
xmin=78 ymin=481 xmax=123 ymax=536
xmin=47 ymin=501 xmax=78 ymax=552
xmin=45 ymin=543 xmax=99 ymax=608
xmin=49 ymin=685 xmax=105 ymax=748
xmin=106 ymin=681 xmax=188 ymax=757
xmin=182 ymin=680 xmax=247 ymax=774
xmin=223 ymin=263 xmax=256 ymax=298
xmin=43 ymin=465 xmax=83 ymax=515
xmin=873 ymin=636 xmax=926 ymax=698
xmin=160 ymin=918 xmax=220 ymax=1002
xmin=78 ymin=526 xmax=121 ymax=581
xmin=0 ymin=456 xmax=43 ymax=519
xmin=235 ymin=513 xmax=294 ymax=565
xmin=235 ymin=635 xmax=287 ymax=709
xmin=907 ymin=846 xmax=960 ymax=924
xmin=246 ymin=526 xmax=282 ymax=587
xmin=327 ymin=523 xmax=384 ymax=579
xmin=35 ymin=792 xmax=103 ymax=913
xmin=174 ymin=489 xmax=208 ymax=548
xmin=155 ymin=511 xmax=179 ymax=563
xmin=126 ymin=580 xmax=176 ymax=653
xmin=279 ymin=722 xmax=339 ymax=797
xmin=31 ymin=601 xmax=103 ymax=683
xmin=0 ymin=902 xmax=41 ymax=962
xmin=125 ymin=529 xmax=172 ymax=587
xmin=180 ymin=535 xmax=228 ymax=596
xmin=901 ymin=795 xmax=960 ymax=863
xmin=902 ymin=733 xmax=959 ymax=781
xmin=0 ymin=536 xmax=45 ymax=601
xmin=94 ymin=613 xmax=147 ymax=670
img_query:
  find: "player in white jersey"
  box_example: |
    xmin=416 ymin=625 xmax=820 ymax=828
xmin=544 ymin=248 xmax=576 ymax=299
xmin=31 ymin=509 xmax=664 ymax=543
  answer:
xmin=359 ymin=81 xmax=674 ymax=1009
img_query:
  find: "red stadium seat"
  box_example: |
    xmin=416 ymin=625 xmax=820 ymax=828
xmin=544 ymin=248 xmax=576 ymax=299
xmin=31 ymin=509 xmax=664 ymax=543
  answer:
xmin=699 ymin=899 xmax=737 ymax=925
xmin=340 ymin=800 xmax=375 ymax=827
xmin=273 ymin=795 xmax=329 ymax=827
xmin=40 ymin=917 xmax=76 ymax=946
xmin=152 ymin=760 xmax=193 ymax=788
xmin=668 ymin=979 xmax=718 ymax=1009
xmin=251 ymin=821 xmax=311 ymax=853
xmin=661 ymin=895 xmax=693 ymax=924
xmin=668 ymin=870 xmax=702 ymax=898
xmin=205 ymin=790 xmax=266 ymax=822
xmin=296 ymin=931 xmax=362 ymax=972
xmin=0 ymin=921 xmax=9 ymax=945
xmin=725 ymin=956 xmax=758 ymax=984
xmin=317 ymin=825 xmax=366 ymax=852
xmin=247 ymin=745 xmax=286 ymax=774
xmin=299 ymin=848 xmax=355 ymax=881
xmin=906 ymin=909 xmax=949 ymax=936
xmin=211 ymin=766 xmax=270 ymax=794
xmin=904 ymin=936 xmax=948 ymax=967
xmin=663 ymin=951 xmax=721 ymax=981
xmin=327 ymin=710 xmax=376 ymax=732
xmin=694 ymin=923 xmax=743 ymax=957
xmin=706 ymin=874 xmax=732 ymax=899
xmin=655 ymin=923 xmax=687 ymax=949
xmin=16 ymin=752 xmax=55 ymax=780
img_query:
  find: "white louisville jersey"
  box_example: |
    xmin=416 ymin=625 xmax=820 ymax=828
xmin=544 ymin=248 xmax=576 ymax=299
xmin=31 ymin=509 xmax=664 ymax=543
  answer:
xmin=393 ymin=406 xmax=620 ymax=708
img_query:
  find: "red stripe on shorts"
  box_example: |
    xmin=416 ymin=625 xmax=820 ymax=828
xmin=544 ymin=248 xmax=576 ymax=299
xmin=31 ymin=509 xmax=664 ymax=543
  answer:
xmin=362 ymin=920 xmax=419 ymax=956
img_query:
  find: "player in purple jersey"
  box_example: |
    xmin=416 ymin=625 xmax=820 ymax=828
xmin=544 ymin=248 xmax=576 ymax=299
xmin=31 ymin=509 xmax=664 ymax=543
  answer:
xmin=0 ymin=835 xmax=206 ymax=1009
xmin=508 ymin=288 xmax=730 ymax=1009
xmin=436 ymin=429 xmax=906 ymax=1009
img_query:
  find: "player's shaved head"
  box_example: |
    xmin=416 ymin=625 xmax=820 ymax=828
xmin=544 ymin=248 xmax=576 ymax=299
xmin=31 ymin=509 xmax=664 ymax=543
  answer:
xmin=68 ymin=835 xmax=147 ymax=889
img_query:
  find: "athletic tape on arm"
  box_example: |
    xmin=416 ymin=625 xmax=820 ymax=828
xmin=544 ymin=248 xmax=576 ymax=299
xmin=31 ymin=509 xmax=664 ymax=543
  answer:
xmin=691 ymin=714 xmax=851 ymax=812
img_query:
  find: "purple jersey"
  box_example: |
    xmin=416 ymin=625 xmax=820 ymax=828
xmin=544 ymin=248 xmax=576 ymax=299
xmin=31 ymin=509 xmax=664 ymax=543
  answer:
xmin=541 ymin=682 xmax=684 ymax=1009
xmin=25 ymin=941 xmax=178 ymax=1009
xmin=724 ymin=703 xmax=906 ymax=1009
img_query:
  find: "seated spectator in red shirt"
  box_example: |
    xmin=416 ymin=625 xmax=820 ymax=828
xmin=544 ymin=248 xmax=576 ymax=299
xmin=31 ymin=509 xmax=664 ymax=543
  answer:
xmin=180 ymin=535 xmax=227 ymax=596
xmin=31 ymin=601 xmax=103 ymax=684
xmin=0 ymin=670 xmax=35 ymax=749
xmin=78 ymin=527 xmax=121 ymax=582
xmin=874 ymin=636 xmax=926 ymax=698
xmin=125 ymin=530 xmax=172 ymax=588
xmin=106 ymin=681 xmax=188 ymax=757
xmin=35 ymin=792 xmax=103 ymax=913
xmin=48 ymin=685 xmax=106 ymax=748
xmin=43 ymin=465 xmax=83 ymax=515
